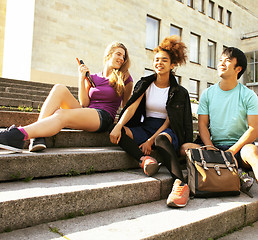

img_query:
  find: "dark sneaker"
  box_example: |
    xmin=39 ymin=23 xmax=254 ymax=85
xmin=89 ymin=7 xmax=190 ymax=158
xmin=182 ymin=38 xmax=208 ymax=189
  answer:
xmin=238 ymin=168 xmax=254 ymax=192
xmin=140 ymin=156 xmax=161 ymax=177
xmin=29 ymin=137 xmax=46 ymax=152
xmin=0 ymin=125 xmax=25 ymax=152
xmin=167 ymin=179 xmax=190 ymax=208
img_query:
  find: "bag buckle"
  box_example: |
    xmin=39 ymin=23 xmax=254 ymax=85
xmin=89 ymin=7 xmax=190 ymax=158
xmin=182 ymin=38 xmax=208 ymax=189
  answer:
xmin=221 ymin=151 xmax=233 ymax=172
xmin=214 ymin=165 xmax=221 ymax=176
xmin=198 ymin=149 xmax=209 ymax=170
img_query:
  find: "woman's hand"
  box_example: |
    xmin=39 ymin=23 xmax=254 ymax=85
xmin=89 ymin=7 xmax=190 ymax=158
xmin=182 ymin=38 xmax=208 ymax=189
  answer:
xmin=78 ymin=64 xmax=90 ymax=82
xmin=139 ymin=138 xmax=154 ymax=155
xmin=110 ymin=124 xmax=122 ymax=145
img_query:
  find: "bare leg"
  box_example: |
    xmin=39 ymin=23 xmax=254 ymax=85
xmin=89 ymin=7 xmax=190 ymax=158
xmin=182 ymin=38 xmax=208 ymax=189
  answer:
xmin=23 ymin=108 xmax=100 ymax=139
xmin=38 ymin=84 xmax=81 ymax=120
xmin=180 ymin=143 xmax=201 ymax=156
xmin=240 ymin=144 xmax=258 ymax=181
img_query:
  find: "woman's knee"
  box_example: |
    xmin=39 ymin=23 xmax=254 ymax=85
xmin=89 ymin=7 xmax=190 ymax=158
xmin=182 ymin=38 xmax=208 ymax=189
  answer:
xmin=51 ymin=84 xmax=69 ymax=95
xmin=53 ymin=109 xmax=68 ymax=125
xmin=155 ymin=133 xmax=170 ymax=146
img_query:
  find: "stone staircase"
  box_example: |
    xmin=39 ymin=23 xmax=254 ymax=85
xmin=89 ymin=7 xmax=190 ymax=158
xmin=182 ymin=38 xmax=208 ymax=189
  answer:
xmin=0 ymin=78 xmax=257 ymax=240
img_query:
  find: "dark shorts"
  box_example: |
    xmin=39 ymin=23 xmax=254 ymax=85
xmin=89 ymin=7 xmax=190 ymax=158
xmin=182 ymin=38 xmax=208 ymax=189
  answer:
xmin=129 ymin=117 xmax=179 ymax=150
xmin=95 ymin=109 xmax=114 ymax=133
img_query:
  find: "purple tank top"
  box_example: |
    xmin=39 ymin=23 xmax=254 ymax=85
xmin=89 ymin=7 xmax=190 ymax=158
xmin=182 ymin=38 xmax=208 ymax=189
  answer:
xmin=88 ymin=72 xmax=133 ymax=120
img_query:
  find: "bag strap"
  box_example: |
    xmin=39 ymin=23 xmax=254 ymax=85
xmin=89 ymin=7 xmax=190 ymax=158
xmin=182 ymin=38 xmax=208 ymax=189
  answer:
xmin=197 ymin=146 xmax=234 ymax=172
xmin=221 ymin=150 xmax=234 ymax=172
xmin=199 ymin=145 xmax=220 ymax=151
xmin=197 ymin=148 xmax=209 ymax=170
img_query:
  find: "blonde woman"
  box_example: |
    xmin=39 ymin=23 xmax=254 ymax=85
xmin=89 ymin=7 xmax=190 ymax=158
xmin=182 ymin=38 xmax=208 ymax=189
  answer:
xmin=0 ymin=42 xmax=133 ymax=152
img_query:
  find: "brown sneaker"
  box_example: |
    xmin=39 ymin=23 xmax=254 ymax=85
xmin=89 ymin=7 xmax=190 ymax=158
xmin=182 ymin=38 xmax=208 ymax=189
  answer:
xmin=140 ymin=156 xmax=160 ymax=177
xmin=167 ymin=179 xmax=190 ymax=208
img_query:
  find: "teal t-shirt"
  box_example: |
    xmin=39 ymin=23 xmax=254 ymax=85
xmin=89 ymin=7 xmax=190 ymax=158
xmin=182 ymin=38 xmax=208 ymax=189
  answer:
xmin=197 ymin=82 xmax=258 ymax=145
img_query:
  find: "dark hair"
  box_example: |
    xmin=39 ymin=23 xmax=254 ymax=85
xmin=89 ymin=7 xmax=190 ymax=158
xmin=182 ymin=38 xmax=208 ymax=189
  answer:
xmin=153 ymin=35 xmax=187 ymax=66
xmin=222 ymin=47 xmax=247 ymax=79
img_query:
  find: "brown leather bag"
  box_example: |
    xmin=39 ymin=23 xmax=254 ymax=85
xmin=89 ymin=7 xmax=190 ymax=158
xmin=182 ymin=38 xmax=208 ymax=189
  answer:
xmin=186 ymin=146 xmax=240 ymax=197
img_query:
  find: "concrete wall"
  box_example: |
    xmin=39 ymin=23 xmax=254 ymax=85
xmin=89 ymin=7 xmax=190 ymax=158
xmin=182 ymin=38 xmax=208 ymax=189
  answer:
xmin=1 ymin=0 xmax=258 ymax=95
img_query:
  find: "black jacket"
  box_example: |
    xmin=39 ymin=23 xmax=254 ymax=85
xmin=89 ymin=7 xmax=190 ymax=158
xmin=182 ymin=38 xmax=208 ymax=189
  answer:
xmin=119 ymin=73 xmax=193 ymax=147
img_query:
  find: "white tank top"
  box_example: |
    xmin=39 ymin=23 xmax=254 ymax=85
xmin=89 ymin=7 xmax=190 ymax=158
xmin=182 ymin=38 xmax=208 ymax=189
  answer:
xmin=146 ymin=82 xmax=169 ymax=119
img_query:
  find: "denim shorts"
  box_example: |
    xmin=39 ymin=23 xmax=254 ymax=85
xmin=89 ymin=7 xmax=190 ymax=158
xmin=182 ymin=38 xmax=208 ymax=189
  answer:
xmin=95 ymin=109 xmax=114 ymax=133
xmin=129 ymin=117 xmax=179 ymax=150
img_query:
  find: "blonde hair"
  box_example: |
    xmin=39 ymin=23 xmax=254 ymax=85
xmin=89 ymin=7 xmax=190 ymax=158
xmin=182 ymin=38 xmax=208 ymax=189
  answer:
xmin=104 ymin=42 xmax=130 ymax=96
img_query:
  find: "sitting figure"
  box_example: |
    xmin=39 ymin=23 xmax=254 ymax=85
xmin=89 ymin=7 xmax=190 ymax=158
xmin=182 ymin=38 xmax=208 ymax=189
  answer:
xmin=0 ymin=42 xmax=133 ymax=152
xmin=181 ymin=47 xmax=258 ymax=192
xmin=110 ymin=36 xmax=193 ymax=208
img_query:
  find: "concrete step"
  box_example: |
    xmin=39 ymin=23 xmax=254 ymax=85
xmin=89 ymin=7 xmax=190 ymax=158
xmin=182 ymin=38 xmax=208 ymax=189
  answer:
xmin=0 ymin=147 xmax=138 ymax=181
xmin=0 ymin=111 xmax=39 ymax=127
xmin=0 ymin=167 xmax=173 ymax=233
xmin=0 ymin=77 xmax=78 ymax=92
xmin=0 ymin=85 xmax=77 ymax=98
xmin=0 ymin=181 xmax=257 ymax=239
xmin=0 ymin=91 xmax=47 ymax=102
xmin=0 ymin=97 xmax=43 ymax=109
xmin=0 ymin=78 xmax=78 ymax=109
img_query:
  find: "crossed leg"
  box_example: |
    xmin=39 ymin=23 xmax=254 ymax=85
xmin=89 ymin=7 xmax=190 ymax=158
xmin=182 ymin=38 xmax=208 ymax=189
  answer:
xmin=240 ymin=144 xmax=258 ymax=181
xmin=22 ymin=84 xmax=100 ymax=139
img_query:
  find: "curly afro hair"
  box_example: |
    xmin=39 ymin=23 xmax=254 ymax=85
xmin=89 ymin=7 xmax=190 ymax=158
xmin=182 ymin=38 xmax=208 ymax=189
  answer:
xmin=153 ymin=35 xmax=187 ymax=66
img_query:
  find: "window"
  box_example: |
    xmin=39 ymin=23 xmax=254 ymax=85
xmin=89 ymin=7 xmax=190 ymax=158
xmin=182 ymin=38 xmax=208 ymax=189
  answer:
xmin=188 ymin=0 xmax=194 ymax=8
xmin=208 ymin=1 xmax=214 ymax=19
xmin=223 ymin=45 xmax=228 ymax=51
xmin=189 ymin=79 xmax=200 ymax=100
xmin=208 ymin=40 xmax=216 ymax=68
xmin=218 ymin=6 xmax=223 ymax=23
xmin=207 ymin=82 xmax=214 ymax=88
xmin=144 ymin=68 xmax=155 ymax=77
xmin=190 ymin=33 xmax=200 ymax=63
xmin=199 ymin=0 xmax=205 ymax=13
xmin=175 ymin=75 xmax=181 ymax=84
xmin=146 ymin=15 xmax=160 ymax=50
xmin=244 ymin=51 xmax=258 ymax=84
xmin=226 ymin=10 xmax=232 ymax=27
xmin=170 ymin=24 xmax=182 ymax=37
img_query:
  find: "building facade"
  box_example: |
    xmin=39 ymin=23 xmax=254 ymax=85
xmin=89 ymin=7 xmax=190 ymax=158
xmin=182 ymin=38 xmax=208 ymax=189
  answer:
xmin=0 ymin=0 xmax=258 ymax=97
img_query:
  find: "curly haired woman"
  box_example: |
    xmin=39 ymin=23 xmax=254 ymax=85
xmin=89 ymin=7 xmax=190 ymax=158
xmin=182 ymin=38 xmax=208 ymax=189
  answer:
xmin=110 ymin=36 xmax=193 ymax=208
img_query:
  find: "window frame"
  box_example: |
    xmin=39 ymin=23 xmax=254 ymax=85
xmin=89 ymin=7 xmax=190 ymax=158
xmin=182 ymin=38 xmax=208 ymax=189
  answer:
xmin=190 ymin=32 xmax=201 ymax=64
xmin=207 ymin=39 xmax=216 ymax=69
xmin=189 ymin=79 xmax=200 ymax=101
xmin=226 ymin=10 xmax=232 ymax=28
xmin=145 ymin=15 xmax=160 ymax=51
xmin=199 ymin=0 xmax=205 ymax=13
xmin=170 ymin=24 xmax=182 ymax=37
xmin=208 ymin=0 xmax=215 ymax=19
xmin=218 ymin=5 xmax=223 ymax=23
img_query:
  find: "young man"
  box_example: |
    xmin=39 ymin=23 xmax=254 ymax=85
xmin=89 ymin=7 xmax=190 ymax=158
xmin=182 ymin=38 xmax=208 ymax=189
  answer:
xmin=181 ymin=47 xmax=258 ymax=190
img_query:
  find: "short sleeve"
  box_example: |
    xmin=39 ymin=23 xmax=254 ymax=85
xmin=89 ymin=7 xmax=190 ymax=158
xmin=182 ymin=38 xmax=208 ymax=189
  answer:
xmin=246 ymin=91 xmax=258 ymax=115
xmin=197 ymin=89 xmax=209 ymax=115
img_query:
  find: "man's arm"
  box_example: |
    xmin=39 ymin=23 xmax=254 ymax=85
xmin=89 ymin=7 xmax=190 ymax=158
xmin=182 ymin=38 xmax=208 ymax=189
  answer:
xmin=198 ymin=114 xmax=214 ymax=146
xmin=228 ymin=115 xmax=258 ymax=155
